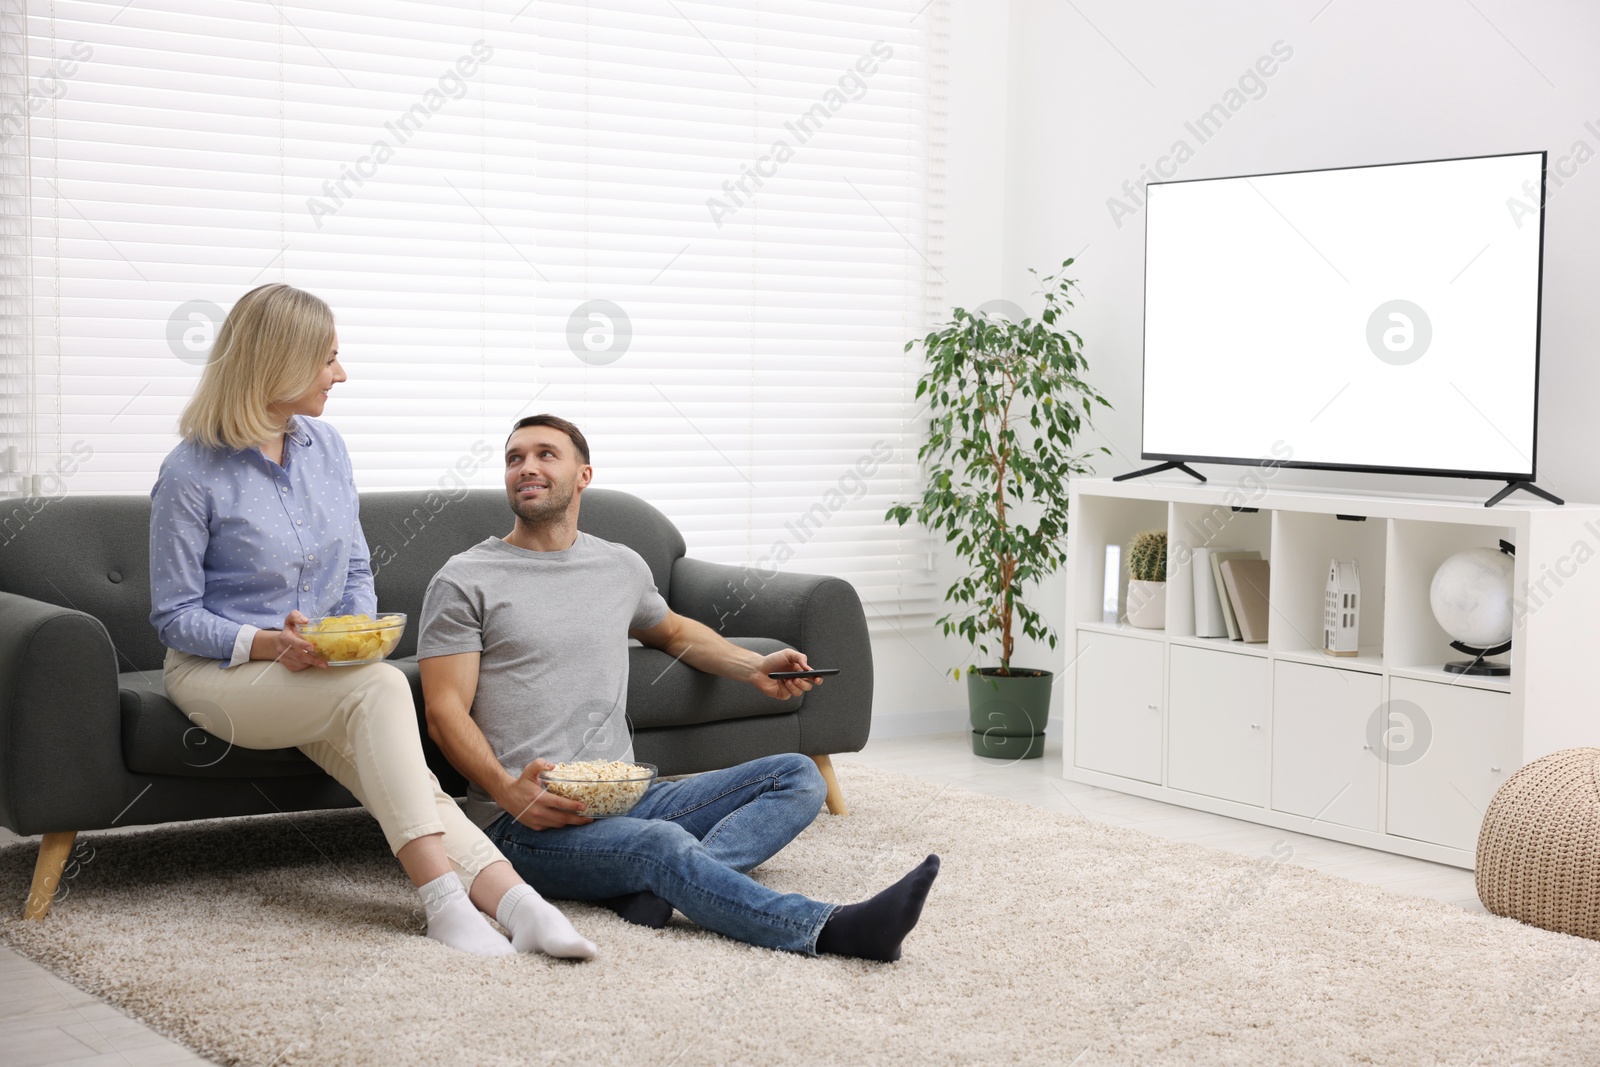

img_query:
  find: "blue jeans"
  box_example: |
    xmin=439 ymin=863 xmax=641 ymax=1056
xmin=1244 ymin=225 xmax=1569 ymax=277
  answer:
xmin=486 ymin=753 xmax=836 ymax=954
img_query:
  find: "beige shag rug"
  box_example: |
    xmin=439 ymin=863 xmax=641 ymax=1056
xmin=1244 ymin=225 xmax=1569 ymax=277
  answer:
xmin=3 ymin=762 xmax=1598 ymax=1066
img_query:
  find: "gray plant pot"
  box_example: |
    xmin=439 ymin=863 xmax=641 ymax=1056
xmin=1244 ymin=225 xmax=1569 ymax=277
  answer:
xmin=967 ymin=667 xmax=1054 ymax=760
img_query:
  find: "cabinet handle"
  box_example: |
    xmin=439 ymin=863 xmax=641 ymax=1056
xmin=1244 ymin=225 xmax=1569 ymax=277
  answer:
xmin=1249 ymin=723 xmax=1261 ymax=730
xmin=1146 ymin=704 xmax=1159 ymax=711
xmin=1490 ymin=766 xmax=1501 ymax=773
xmin=1362 ymin=744 xmax=1371 ymax=751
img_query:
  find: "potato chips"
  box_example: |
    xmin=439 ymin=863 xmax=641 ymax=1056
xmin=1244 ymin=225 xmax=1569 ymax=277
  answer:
xmin=299 ymin=613 xmax=405 ymax=664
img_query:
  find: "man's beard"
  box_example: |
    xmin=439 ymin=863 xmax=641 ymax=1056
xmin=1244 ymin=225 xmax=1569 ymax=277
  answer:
xmin=507 ymin=477 xmax=576 ymax=527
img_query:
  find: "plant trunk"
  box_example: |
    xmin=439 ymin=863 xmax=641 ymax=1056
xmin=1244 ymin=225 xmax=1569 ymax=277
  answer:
xmin=993 ymin=376 xmax=1013 ymax=675
xmin=1000 ymin=555 xmax=1014 ymax=673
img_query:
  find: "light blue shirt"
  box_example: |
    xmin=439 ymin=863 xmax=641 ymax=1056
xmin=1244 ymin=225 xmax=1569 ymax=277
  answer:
xmin=149 ymin=415 xmax=376 ymax=666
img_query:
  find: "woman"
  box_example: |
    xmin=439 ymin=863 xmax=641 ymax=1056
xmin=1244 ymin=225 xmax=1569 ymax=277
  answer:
xmin=150 ymin=282 xmax=594 ymax=959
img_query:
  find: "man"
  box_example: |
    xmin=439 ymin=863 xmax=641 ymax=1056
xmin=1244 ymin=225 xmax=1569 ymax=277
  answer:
xmin=417 ymin=414 xmax=938 ymax=960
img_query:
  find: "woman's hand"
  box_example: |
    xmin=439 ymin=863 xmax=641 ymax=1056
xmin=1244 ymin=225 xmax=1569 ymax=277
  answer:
xmin=252 ymin=610 xmax=329 ymax=670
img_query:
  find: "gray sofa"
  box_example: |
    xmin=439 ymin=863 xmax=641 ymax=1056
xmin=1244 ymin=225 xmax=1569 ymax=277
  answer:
xmin=0 ymin=487 xmax=872 ymax=918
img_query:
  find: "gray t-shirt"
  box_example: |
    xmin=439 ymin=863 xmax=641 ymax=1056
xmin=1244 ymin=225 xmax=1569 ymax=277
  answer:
xmin=417 ymin=532 xmax=670 ymax=827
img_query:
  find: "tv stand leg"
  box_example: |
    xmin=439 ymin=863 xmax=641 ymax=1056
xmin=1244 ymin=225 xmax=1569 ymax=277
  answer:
xmin=1113 ymin=461 xmax=1207 ymax=484
xmin=1485 ymin=480 xmax=1565 ymax=508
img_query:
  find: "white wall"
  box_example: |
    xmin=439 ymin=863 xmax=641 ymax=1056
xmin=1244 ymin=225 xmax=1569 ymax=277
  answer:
xmin=871 ymin=0 xmax=1600 ymax=739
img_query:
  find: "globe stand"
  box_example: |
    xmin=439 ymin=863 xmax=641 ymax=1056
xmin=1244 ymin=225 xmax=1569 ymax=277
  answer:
xmin=1434 ymin=539 xmax=1515 ymax=677
xmin=1443 ymin=638 xmax=1512 ymax=677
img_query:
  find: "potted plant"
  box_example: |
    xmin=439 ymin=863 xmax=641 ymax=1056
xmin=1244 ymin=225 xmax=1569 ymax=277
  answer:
xmin=887 ymin=259 xmax=1111 ymax=759
xmin=1125 ymin=529 xmax=1168 ymax=629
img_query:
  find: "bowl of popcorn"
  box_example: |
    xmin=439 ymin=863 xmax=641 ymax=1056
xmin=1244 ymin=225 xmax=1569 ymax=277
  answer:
xmin=538 ymin=760 xmax=658 ymax=818
xmin=299 ymin=612 xmax=407 ymax=666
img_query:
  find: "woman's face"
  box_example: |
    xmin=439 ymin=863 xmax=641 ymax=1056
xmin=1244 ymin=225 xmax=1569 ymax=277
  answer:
xmin=280 ymin=333 xmax=346 ymax=420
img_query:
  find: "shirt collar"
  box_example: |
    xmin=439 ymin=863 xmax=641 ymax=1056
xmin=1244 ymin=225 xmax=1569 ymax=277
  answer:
xmin=285 ymin=415 xmax=313 ymax=447
xmin=230 ymin=417 xmax=312 ymax=461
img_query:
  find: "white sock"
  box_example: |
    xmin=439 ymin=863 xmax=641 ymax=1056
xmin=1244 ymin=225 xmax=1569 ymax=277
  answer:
xmin=496 ymin=883 xmax=598 ymax=960
xmin=419 ymin=872 xmax=514 ymax=957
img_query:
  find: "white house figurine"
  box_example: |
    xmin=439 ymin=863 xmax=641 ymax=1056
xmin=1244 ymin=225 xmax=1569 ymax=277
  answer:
xmin=1324 ymin=559 xmax=1360 ymax=656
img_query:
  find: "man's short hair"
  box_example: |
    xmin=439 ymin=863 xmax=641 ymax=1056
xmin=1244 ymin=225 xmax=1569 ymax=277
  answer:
xmin=507 ymin=414 xmax=591 ymax=464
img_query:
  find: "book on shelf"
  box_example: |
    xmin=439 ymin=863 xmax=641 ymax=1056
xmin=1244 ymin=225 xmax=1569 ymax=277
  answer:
xmin=1191 ymin=546 xmax=1231 ymax=638
xmin=1207 ymin=549 xmax=1262 ymax=640
xmin=1220 ymin=558 xmax=1272 ymax=644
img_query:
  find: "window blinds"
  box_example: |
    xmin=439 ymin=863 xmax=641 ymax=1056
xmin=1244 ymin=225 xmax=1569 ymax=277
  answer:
xmin=3 ymin=0 xmax=943 ymax=619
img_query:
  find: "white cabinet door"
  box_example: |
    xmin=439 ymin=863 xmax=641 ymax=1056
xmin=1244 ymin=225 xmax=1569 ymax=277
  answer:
xmin=1385 ymin=677 xmax=1516 ymax=852
xmin=1271 ymin=662 xmax=1381 ymax=832
xmin=1168 ymin=646 xmax=1270 ymax=806
xmin=1074 ymin=631 xmax=1164 ymax=784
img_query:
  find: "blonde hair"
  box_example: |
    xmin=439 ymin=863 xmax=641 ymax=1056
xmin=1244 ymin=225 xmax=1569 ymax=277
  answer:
xmin=178 ymin=283 xmax=336 ymax=451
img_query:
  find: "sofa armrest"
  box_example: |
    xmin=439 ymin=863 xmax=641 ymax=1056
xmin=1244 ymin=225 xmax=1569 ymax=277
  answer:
xmin=0 ymin=592 xmax=129 ymax=835
xmin=667 ymin=557 xmax=873 ymax=755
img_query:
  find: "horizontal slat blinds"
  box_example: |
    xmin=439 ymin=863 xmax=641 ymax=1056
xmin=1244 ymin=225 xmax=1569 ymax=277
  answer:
xmin=0 ymin=0 xmax=30 ymax=501
xmin=7 ymin=0 xmax=940 ymax=619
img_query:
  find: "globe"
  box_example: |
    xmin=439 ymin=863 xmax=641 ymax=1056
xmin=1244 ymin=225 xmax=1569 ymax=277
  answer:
xmin=1429 ymin=547 xmax=1514 ymax=650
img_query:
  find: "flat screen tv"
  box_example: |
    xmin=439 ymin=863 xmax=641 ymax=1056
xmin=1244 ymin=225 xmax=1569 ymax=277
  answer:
xmin=1139 ymin=150 xmax=1546 ymax=488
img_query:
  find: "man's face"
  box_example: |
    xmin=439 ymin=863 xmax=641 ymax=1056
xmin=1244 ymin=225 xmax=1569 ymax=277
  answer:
xmin=504 ymin=426 xmax=590 ymax=524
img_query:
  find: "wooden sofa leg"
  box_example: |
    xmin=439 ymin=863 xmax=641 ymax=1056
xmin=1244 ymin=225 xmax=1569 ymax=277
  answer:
xmin=24 ymin=831 xmax=78 ymax=920
xmin=811 ymin=755 xmax=849 ymax=816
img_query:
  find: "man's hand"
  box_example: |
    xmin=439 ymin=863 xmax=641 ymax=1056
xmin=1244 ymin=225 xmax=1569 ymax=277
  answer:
xmin=252 ymin=610 xmax=329 ymax=671
xmin=494 ymin=758 xmax=595 ymax=831
xmin=750 ymin=648 xmax=823 ymax=700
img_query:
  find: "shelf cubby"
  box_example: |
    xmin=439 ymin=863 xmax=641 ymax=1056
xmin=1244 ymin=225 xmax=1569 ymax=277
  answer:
xmin=1166 ymin=500 xmax=1271 ymax=639
xmin=1069 ymin=496 xmax=1167 ymax=626
xmin=1384 ymin=518 xmax=1517 ymax=677
xmin=1267 ymin=510 xmax=1387 ymax=658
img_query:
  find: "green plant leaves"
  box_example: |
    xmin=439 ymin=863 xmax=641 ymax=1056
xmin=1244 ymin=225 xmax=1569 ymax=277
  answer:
xmin=884 ymin=259 xmax=1112 ymax=673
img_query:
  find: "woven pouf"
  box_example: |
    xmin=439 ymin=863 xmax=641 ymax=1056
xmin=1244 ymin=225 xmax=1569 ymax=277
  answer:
xmin=1476 ymin=747 xmax=1600 ymax=939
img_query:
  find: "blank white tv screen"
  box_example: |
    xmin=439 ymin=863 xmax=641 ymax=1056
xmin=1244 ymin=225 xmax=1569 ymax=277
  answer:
xmin=1141 ymin=152 xmax=1544 ymax=479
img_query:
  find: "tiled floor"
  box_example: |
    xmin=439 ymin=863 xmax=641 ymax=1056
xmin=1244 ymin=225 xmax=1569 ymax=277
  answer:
xmin=0 ymin=949 xmax=212 ymax=1067
xmin=0 ymin=732 xmax=1483 ymax=1064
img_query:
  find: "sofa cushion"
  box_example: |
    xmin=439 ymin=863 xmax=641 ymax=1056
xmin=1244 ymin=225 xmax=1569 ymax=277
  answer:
xmin=117 ymin=634 xmax=796 ymax=783
xmin=0 ymin=488 xmax=690 ymax=675
xmin=0 ymin=496 xmax=168 ymax=673
xmin=119 ymin=672 xmax=322 ymax=778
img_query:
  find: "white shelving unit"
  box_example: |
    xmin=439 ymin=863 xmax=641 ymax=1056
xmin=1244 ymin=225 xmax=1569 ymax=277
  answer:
xmin=1063 ymin=476 xmax=1600 ymax=868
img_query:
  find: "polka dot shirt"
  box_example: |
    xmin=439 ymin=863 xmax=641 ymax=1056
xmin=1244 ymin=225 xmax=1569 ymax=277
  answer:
xmin=148 ymin=416 xmax=377 ymax=665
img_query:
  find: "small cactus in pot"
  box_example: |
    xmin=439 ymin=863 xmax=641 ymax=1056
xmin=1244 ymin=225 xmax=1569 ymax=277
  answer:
xmin=1126 ymin=529 xmax=1168 ymax=629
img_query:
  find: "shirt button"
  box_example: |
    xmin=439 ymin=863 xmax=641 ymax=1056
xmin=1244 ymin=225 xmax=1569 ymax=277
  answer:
xmin=296 ymin=519 xmax=303 ymax=525
xmin=280 ymin=486 xmax=288 ymax=493
xmin=306 ymin=554 xmax=314 ymax=561
xmin=302 ymin=584 xmax=309 ymax=591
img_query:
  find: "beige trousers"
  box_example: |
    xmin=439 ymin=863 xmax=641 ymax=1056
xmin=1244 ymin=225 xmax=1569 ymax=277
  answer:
xmin=163 ymin=650 xmax=503 ymax=886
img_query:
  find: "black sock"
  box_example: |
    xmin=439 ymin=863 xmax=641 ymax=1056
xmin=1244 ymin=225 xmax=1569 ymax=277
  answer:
xmin=600 ymin=890 xmax=674 ymax=929
xmin=815 ymin=854 xmax=940 ymax=962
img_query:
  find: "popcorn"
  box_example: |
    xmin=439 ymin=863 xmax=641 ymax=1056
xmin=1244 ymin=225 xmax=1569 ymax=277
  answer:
xmin=539 ymin=760 xmax=655 ymax=816
xmin=299 ymin=613 xmax=406 ymax=663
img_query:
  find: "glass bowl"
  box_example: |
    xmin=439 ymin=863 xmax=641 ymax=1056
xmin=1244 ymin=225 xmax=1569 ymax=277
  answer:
xmin=538 ymin=761 xmax=659 ymax=817
xmin=299 ymin=612 xmax=407 ymax=666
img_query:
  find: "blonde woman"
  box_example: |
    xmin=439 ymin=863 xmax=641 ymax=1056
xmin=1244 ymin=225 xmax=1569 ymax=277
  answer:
xmin=150 ymin=282 xmax=594 ymax=959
